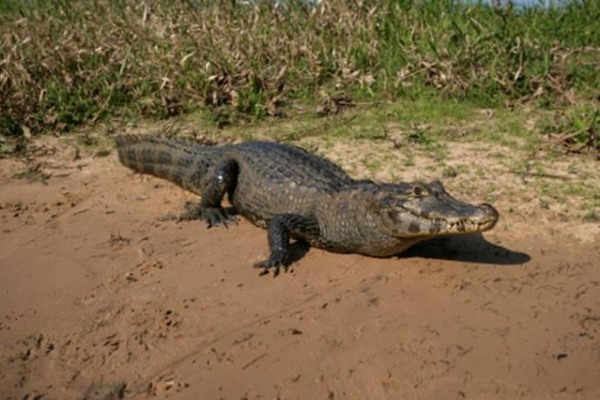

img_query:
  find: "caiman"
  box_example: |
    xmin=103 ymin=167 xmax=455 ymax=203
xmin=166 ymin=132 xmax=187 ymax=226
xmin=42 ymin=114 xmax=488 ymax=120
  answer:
xmin=115 ymin=135 xmax=499 ymax=275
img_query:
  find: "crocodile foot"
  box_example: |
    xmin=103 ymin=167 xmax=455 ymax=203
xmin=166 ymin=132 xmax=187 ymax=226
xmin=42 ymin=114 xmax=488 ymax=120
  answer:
xmin=253 ymin=252 xmax=288 ymax=277
xmin=178 ymin=202 xmax=237 ymax=228
xmin=201 ymin=207 xmax=237 ymax=228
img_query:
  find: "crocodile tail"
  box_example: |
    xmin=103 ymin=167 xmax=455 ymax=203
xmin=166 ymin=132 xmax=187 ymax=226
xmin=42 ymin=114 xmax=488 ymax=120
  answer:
xmin=114 ymin=134 xmax=221 ymax=194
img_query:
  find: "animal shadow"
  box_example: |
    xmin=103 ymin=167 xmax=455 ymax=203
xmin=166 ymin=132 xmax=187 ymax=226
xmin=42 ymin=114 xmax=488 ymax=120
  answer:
xmin=286 ymin=240 xmax=311 ymax=266
xmin=399 ymin=234 xmax=530 ymax=266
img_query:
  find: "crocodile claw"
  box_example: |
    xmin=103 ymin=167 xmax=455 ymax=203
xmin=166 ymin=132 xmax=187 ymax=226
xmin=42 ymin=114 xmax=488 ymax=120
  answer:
xmin=253 ymin=254 xmax=287 ymax=277
xmin=201 ymin=207 xmax=237 ymax=228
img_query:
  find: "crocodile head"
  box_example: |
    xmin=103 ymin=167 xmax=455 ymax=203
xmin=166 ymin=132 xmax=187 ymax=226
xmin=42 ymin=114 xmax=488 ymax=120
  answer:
xmin=372 ymin=180 xmax=499 ymax=239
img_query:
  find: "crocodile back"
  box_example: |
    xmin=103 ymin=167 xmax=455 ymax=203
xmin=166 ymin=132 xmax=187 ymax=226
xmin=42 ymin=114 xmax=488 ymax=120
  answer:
xmin=227 ymin=142 xmax=355 ymax=225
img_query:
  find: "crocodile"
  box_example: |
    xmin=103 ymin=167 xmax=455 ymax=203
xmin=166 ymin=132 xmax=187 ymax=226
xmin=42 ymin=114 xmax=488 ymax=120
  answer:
xmin=115 ymin=135 xmax=499 ymax=275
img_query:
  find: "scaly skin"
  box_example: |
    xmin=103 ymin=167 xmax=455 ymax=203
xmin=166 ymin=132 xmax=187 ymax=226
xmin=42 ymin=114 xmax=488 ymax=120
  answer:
xmin=115 ymin=135 xmax=499 ymax=275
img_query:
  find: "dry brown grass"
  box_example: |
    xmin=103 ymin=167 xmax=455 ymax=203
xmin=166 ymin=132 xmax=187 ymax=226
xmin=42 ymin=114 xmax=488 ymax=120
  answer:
xmin=1 ymin=0 xmax=599 ymax=138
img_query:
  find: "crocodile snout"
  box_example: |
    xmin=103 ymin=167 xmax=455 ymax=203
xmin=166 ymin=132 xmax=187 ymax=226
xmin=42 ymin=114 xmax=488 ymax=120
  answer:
xmin=479 ymin=203 xmax=499 ymax=219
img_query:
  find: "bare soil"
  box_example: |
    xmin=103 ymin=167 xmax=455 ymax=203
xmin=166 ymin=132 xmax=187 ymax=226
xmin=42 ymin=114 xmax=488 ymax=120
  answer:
xmin=1 ymin=132 xmax=599 ymax=400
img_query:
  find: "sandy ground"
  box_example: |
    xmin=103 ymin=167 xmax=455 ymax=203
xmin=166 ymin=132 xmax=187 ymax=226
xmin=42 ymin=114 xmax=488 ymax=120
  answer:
xmin=1 ymin=134 xmax=599 ymax=400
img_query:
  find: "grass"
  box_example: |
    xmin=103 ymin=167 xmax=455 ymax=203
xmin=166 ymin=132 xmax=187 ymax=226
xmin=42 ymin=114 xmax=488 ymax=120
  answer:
xmin=0 ymin=0 xmax=598 ymax=149
xmin=537 ymin=105 xmax=600 ymax=153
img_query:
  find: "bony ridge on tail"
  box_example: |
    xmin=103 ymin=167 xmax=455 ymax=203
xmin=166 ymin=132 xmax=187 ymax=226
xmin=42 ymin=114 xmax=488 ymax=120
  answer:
xmin=115 ymin=134 xmax=499 ymax=276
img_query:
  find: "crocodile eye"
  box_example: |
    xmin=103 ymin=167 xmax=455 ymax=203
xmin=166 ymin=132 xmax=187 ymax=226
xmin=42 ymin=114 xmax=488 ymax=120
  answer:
xmin=412 ymin=186 xmax=425 ymax=197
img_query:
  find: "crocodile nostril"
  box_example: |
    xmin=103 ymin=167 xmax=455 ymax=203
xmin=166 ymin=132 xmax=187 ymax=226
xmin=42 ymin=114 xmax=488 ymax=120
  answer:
xmin=479 ymin=203 xmax=499 ymax=219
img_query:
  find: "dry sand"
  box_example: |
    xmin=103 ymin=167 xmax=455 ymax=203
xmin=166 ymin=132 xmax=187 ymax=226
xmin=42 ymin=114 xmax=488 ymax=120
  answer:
xmin=1 ymin=134 xmax=599 ymax=399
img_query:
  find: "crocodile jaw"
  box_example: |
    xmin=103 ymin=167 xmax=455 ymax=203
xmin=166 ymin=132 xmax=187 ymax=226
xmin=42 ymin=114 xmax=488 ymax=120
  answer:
xmin=385 ymin=202 xmax=499 ymax=238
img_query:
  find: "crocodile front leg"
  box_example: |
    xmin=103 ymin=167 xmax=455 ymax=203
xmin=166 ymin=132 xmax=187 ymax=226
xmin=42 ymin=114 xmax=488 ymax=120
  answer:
xmin=180 ymin=159 xmax=238 ymax=228
xmin=254 ymin=214 xmax=320 ymax=276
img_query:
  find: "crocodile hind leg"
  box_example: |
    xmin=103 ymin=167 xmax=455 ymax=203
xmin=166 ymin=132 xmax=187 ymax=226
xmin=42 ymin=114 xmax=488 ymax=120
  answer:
xmin=254 ymin=214 xmax=320 ymax=276
xmin=180 ymin=159 xmax=238 ymax=228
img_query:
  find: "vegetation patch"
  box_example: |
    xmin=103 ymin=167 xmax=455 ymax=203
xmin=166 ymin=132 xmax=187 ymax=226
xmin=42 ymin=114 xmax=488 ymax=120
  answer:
xmin=538 ymin=106 xmax=599 ymax=153
xmin=1 ymin=0 xmax=598 ymax=145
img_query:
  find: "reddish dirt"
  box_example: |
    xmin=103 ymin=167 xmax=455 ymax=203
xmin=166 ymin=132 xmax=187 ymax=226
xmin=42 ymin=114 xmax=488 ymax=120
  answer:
xmin=1 ymin=136 xmax=599 ymax=400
